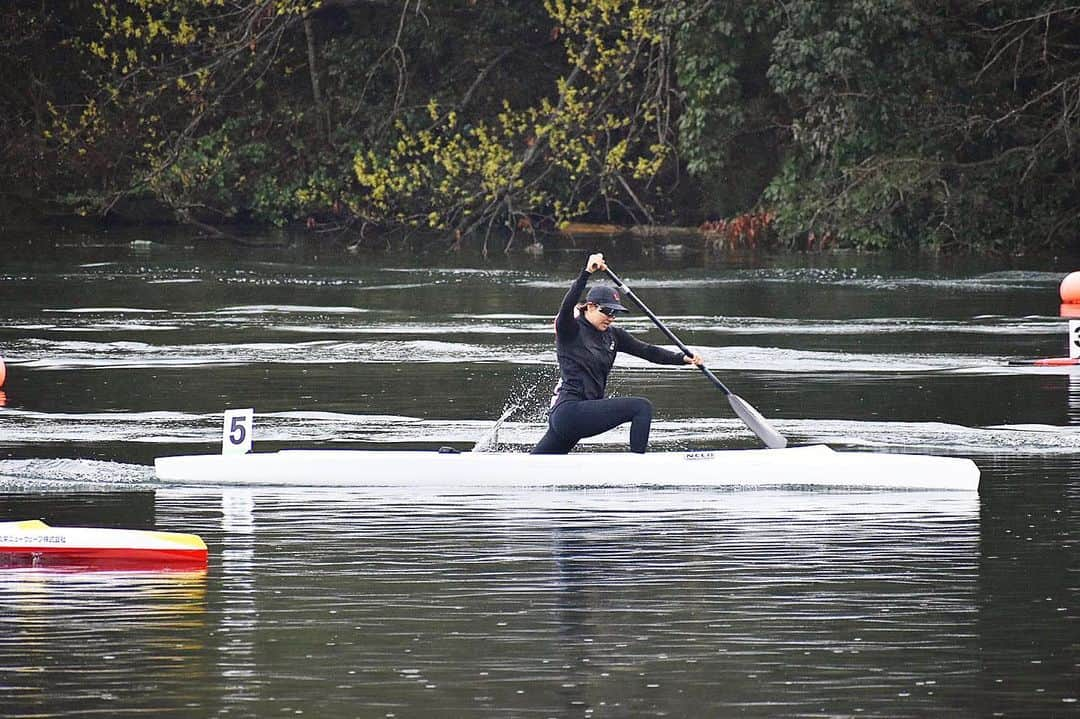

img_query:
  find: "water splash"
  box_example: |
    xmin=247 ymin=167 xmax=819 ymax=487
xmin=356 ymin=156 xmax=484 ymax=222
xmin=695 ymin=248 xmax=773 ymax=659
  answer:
xmin=471 ymin=403 xmax=519 ymax=453
xmin=472 ymin=370 xmax=555 ymax=453
xmin=0 ymin=458 xmax=154 ymax=488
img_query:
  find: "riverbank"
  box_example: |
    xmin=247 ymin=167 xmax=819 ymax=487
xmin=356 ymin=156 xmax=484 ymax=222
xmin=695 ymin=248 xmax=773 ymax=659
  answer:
xmin=3 ymin=221 xmax=1077 ymax=283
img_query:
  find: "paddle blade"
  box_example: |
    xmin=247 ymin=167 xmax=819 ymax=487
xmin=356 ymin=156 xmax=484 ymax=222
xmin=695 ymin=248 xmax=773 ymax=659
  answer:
xmin=727 ymin=394 xmax=787 ymax=449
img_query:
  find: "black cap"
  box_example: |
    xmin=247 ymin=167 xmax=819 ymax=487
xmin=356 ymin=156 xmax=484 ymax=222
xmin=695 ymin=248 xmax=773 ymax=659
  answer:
xmin=585 ymin=285 xmax=628 ymax=313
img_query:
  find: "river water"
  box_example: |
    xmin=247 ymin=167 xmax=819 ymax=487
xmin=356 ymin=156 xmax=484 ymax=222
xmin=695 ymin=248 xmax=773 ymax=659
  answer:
xmin=0 ymin=231 xmax=1076 ymax=717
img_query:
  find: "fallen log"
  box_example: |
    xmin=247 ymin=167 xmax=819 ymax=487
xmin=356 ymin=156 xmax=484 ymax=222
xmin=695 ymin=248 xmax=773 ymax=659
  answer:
xmin=559 ymin=222 xmax=705 ymax=240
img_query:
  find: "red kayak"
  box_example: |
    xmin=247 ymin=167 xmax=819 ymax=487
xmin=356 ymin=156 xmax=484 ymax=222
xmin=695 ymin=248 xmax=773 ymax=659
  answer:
xmin=0 ymin=520 xmax=208 ymax=570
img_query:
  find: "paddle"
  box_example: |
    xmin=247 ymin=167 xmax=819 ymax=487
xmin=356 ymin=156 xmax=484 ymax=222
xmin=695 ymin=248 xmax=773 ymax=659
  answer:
xmin=603 ymin=267 xmax=788 ymax=449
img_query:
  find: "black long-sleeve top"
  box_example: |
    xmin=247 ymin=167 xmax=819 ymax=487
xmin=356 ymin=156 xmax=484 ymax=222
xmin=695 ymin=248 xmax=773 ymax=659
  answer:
xmin=549 ymin=269 xmax=685 ymax=409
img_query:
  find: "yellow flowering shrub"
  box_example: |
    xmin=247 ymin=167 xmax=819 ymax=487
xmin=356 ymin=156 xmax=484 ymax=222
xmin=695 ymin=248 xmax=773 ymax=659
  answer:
xmin=351 ymin=0 xmax=676 ymax=239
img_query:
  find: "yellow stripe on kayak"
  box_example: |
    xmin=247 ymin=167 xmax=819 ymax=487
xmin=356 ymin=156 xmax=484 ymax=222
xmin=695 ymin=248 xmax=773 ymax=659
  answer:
xmin=148 ymin=531 xmax=207 ymax=549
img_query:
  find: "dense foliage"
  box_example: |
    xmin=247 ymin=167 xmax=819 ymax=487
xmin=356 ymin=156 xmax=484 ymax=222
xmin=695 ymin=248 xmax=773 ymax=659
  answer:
xmin=2 ymin=0 xmax=1077 ymax=253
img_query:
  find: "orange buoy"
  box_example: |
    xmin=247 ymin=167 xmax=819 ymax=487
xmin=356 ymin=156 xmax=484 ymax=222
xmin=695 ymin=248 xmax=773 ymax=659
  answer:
xmin=1061 ymin=271 xmax=1080 ymax=304
xmin=1063 ymin=304 xmax=1080 ymax=318
xmin=0 ymin=354 xmax=5 ymax=388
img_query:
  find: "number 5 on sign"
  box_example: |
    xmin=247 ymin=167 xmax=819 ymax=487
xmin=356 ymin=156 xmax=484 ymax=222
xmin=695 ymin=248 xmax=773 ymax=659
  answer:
xmin=222 ymin=409 xmax=254 ymax=455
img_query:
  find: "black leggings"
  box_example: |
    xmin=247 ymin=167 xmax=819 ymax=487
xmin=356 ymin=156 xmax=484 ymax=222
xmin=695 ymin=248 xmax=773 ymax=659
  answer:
xmin=530 ymin=397 xmax=654 ymax=454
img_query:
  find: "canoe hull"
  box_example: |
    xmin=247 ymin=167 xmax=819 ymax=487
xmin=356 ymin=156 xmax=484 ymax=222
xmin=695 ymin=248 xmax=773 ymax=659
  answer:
xmin=154 ymin=445 xmax=980 ymax=491
xmin=0 ymin=520 xmax=208 ymax=570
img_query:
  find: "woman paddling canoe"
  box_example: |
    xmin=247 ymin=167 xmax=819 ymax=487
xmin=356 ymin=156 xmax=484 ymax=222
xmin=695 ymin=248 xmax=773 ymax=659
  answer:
xmin=531 ymin=253 xmax=703 ymax=454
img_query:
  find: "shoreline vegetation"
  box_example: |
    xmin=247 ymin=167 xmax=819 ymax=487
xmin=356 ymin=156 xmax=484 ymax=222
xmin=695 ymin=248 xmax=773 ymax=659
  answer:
xmin=2 ymin=198 xmax=1074 ymax=263
xmin=2 ymin=2 xmax=1077 ymax=256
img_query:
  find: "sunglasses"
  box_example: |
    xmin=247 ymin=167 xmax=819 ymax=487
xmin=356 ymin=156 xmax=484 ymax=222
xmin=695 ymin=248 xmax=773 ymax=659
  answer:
xmin=596 ymin=306 xmax=619 ymax=317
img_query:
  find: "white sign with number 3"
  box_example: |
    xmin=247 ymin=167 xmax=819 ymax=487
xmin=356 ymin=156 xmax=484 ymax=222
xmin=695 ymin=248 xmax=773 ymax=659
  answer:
xmin=222 ymin=408 xmax=254 ymax=455
xmin=1070 ymin=320 xmax=1080 ymax=359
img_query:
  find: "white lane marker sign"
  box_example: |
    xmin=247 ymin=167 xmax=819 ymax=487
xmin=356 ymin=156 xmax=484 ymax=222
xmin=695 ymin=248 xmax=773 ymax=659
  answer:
xmin=222 ymin=408 xmax=254 ymax=455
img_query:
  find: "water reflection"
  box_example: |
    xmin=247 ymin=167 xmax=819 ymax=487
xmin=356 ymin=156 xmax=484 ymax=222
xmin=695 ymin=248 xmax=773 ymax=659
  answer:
xmin=219 ymin=489 xmax=258 ymax=710
xmin=1070 ymin=373 xmax=1080 ymax=425
xmin=541 ymin=492 xmax=981 ymax=715
xmin=0 ymin=569 xmax=207 ymax=716
xmin=976 ymin=455 xmax=1078 ymax=715
xmin=148 ymin=487 xmax=982 ymax=717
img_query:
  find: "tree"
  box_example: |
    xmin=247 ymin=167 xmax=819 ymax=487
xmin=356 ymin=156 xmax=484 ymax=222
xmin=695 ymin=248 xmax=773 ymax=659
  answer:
xmin=5 ymin=0 xmax=1076 ymax=253
xmin=349 ymin=0 xmax=704 ymax=253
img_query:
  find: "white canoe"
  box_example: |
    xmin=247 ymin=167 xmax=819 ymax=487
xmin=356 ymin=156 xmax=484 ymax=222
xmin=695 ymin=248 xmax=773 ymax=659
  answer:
xmin=0 ymin=520 xmax=208 ymax=570
xmin=154 ymin=445 xmax=980 ymax=491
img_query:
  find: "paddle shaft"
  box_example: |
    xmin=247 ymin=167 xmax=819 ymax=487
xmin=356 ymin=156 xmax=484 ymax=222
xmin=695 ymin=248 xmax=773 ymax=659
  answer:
xmin=604 ymin=268 xmax=733 ymax=395
xmin=603 ymin=265 xmax=787 ymax=449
